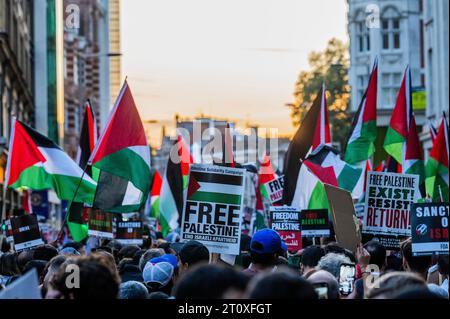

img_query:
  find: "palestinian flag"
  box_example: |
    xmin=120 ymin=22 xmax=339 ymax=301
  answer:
xmin=426 ymin=115 xmax=449 ymax=202
xmin=291 ymin=160 xmax=336 ymax=213
xmin=311 ymin=83 xmax=331 ymax=154
xmin=403 ymin=113 xmax=425 ymax=195
xmin=186 ymin=169 xmax=244 ymax=205
xmin=252 ymin=184 xmax=267 ymax=234
xmin=345 ymin=59 xmax=378 ymax=164
xmin=5 ymin=119 xmax=96 ymax=204
xmin=67 ymin=101 xmax=97 ymax=242
xmin=258 ymin=154 xmax=278 ymax=200
xmin=22 ymin=190 xmax=32 ymax=214
xmin=149 ymin=170 xmax=162 ymax=219
xmin=307 ymin=146 xmax=364 ymax=199
xmin=159 ymin=137 xmax=193 ymax=236
xmin=383 ymin=66 xmax=412 ymax=164
xmin=89 ymin=81 xmax=151 ymax=213
xmin=283 ymin=85 xmax=325 ymax=205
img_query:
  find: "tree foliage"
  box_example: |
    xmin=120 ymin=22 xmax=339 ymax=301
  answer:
xmin=290 ymin=38 xmax=351 ymax=150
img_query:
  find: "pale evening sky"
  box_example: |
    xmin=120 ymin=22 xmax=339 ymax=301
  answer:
xmin=121 ymin=0 xmax=348 ymax=146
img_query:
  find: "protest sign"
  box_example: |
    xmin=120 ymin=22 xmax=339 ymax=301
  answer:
xmin=363 ymin=172 xmax=420 ymax=237
xmin=10 ymin=215 xmax=44 ymax=252
xmin=361 ymin=233 xmax=407 ymax=250
xmin=411 ymin=203 xmax=449 ymax=256
xmin=30 ymin=190 xmax=49 ymax=223
xmin=354 ymin=203 xmax=365 ymax=219
xmin=181 ymin=164 xmax=245 ymax=255
xmin=300 ymin=209 xmax=330 ymax=238
xmin=0 ymin=268 xmax=41 ymax=299
xmin=269 ymin=206 xmax=302 ymax=251
xmin=263 ymin=176 xmax=284 ymax=204
xmin=115 ymin=217 xmax=143 ymax=245
xmin=88 ymin=210 xmax=114 ymax=239
xmin=325 ymin=184 xmax=361 ymax=252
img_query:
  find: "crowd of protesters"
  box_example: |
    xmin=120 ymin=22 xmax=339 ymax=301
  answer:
xmin=0 ymin=226 xmax=448 ymax=299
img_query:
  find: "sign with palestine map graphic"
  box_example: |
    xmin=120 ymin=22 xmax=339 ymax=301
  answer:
xmin=181 ymin=164 xmax=245 ymax=255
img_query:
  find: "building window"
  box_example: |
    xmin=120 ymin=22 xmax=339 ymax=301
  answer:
xmin=380 ymin=72 xmax=402 ymax=108
xmin=381 ymin=7 xmax=401 ymax=50
xmin=355 ymin=19 xmax=370 ymax=52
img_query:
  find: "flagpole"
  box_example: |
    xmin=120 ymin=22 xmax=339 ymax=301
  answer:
xmin=55 ymin=164 xmax=90 ymax=241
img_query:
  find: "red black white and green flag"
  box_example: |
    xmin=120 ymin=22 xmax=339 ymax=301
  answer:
xmin=149 ymin=170 xmax=162 ymax=220
xmin=345 ymin=58 xmax=378 ymax=165
xmin=5 ymin=119 xmax=97 ymax=204
xmin=383 ymin=66 xmax=425 ymax=195
xmin=88 ymin=81 xmax=151 ymax=213
xmin=426 ymin=115 xmax=449 ymax=202
xmin=67 ymin=101 xmax=97 ymax=242
xmin=159 ymin=136 xmax=193 ymax=236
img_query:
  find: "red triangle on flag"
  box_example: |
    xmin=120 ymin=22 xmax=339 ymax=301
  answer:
xmin=303 ymin=160 xmax=338 ymax=187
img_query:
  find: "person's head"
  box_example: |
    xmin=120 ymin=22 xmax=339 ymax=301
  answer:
xmin=317 ymin=253 xmax=353 ymax=279
xmin=173 ymin=264 xmax=249 ymax=299
xmin=324 ymin=243 xmax=346 ymax=256
xmin=246 ymin=268 xmax=317 ymax=299
xmin=59 ymin=247 xmax=81 ymax=256
xmin=178 ymin=241 xmax=209 ymax=275
xmin=364 ymin=240 xmax=387 ymax=271
xmin=148 ymin=291 xmax=170 ymax=299
xmin=42 ymin=255 xmax=67 ymax=291
xmin=307 ymin=270 xmax=340 ymax=299
xmin=118 ymin=258 xmax=143 ymax=283
xmin=89 ymin=251 xmax=120 ymax=283
xmin=142 ymin=261 xmax=174 ymax=295
xmin=17 ymin=250 xmax=34 ymax=273
xmin=393 ymin=286 xmax=447 ymax=299
xmin=240 ymin=234 xmax=252 ymax=253
xmin=437 ymin=255 xmax=449 ymax=278
xmin=47 ymin=256 xmax=120 ymax=299
xmin=32 ymin=245 xmax=58 ymax=262
xmin=249 ymin=229 xmax=286 ymax=269
xmin=117 ymin=246 xmax=141 ymax=262
xmin=139 ymin=248 xmax=164 ymax=271
xmin=366 ymin=271 xmax=427 ymax=299
xmin=300 ymin=246 xmax=325 ymax=275
xmin=23 ymin=260 xmax=48 ymax=284
xmin=0 ymin=252 xmax=20 ymax=276
xmin=150 ymin=254 xmax=178 ymax=273
xmin=61 ymin=242 xmax=85 ymax=255
xmin=119 ymin=281 xmax=149 ymax=299
xmin=400 ymin=238 xmax=432 ymax=278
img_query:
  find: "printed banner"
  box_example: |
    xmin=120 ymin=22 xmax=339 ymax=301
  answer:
xmin=363 ymin=172 xmax=420 ymax=236
xmin=115 ymin=218 xmax=143 ymax=245
xmin=361 ymin=233 xmax=406 ymax=251
xmin=181 ymin=164 xmax=245 ymax=255
xmin=270 ymin=206 xmax=301 ymax=251
xmin=411 ymin=203 xmax=449 ymax=256
xmin=10 ymin=215 xmax=44 ymax=252
xmin=30 ymin=190 xmax=49 ymax=223
xmin=263 ymin=176 xmax=284 ymax=204
xmin=300 ymin=209 xmax=330 ymax=238
xmin=88 ymin=210 xmax=114 ymax=239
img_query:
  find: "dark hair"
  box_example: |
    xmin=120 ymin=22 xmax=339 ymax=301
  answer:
xmin=173 ymin=264 xmax=249 ymax=299
xmin=401 ymin=239 xmax=432 ymax=275
xmin=301 ymin=246 xmax=325 ymax=268
xmin=364 ymin=241 xmax=387 ymax=269
xmin=148 ymin=291 xmax=170 ymax=299
xmin=250 ymin=251 xmax=277 ymax=267
xmin=386 ymin=253 xmax=403 ymax=272
xmin=240 ymin=252 xmax=252 ymax=269
xmin=324 ymin=243 xmax=346 ymax=255
xmin=248 ymin=270 xmax=318 ymax=299
xmin=23 ymin=260 xmax=48 ymax=284
xmin=240 ymin=235 xmax=252 ymax=252
xmin=145 ymin=280 xmax=174 ymax=296
xmin=1 ymin=237 xmax=11 ymax=253
xmin=50 ymin=256 xmax=119 ymax=299
xmin=179 ymin=241 xmax=209 ymax=266
xmin=117 ymin=246 xmax=141 ymax=261
xmin=0 ymin=253 xmax=20 ymax=276
xmin=438 ymin=255 xmax=449 ymax=277
xmin=17 ymin=250 xmax=34 ymax=273
xmin=32 ymin=245 xmax=58 ymax=262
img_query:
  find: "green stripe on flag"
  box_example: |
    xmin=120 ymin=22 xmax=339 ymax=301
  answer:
xmin=383 ymin=127 xmax=405 ymax=164
xmin=345 ymin=121 xmax=377 ymax=164
xmin=308 ymin=183 xmax=331 ymax=217
xmin=338 ymin=165 xmax=362 ymax=193
xmin=10 ymin=166 xmax=96 ymax=204
xmin=189 ymin=192 xmax=242 ymax=205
